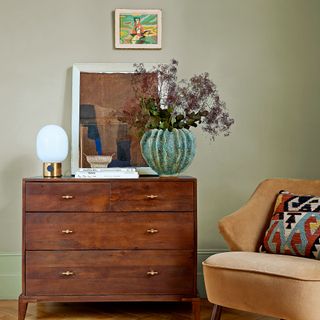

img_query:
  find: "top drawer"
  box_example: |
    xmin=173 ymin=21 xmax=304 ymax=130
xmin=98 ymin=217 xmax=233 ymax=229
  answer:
xmin=25 ymin=182 xmax=110 ymax=212
xmin=111 ymin=181 xmax=194 ymax=211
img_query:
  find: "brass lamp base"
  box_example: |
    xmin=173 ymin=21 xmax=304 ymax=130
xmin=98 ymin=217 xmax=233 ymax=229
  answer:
xmin=43 ymin=162 xmax=62 ymax=177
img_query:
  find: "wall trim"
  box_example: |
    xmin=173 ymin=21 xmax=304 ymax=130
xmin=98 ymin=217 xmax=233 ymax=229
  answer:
xmin=0 ymin=252 xmax=21 ymax=256
xmin=197 ymin=248 xmax=227 ymax=254
xmin=0 ymin=249 xmax=227 ymax=299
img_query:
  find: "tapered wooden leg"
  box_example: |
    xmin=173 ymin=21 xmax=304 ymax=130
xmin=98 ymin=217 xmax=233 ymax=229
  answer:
xmin=18 ymin=296 xmax=28 ymax=320
xmin=211 ymin=304 xmax=222 ymax=320
xmin=192 ymin=299 xmax=201 ymax=320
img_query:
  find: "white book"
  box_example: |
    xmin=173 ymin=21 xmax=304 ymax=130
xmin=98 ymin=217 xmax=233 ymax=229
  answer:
xmin=75 ymin=168 xmax=139 ymax=179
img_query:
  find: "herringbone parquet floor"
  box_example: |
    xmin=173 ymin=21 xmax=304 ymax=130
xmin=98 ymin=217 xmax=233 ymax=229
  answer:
xmin=0 ymin=300 xmax=277 ymax=320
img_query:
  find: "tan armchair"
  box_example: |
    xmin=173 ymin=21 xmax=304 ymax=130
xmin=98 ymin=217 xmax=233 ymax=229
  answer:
xmin=203 ymin=179 xmax=320 ymax=320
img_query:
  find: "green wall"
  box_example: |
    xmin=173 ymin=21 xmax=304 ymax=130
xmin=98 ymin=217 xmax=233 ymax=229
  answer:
xmin=0 ymin=0 xmax=320 ymax=298
xmin=0 ymin=253 xmax=21 ymax=299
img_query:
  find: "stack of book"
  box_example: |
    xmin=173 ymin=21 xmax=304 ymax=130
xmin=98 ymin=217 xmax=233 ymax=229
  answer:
xmin=75 ymin=168 xmax=139 ymax=179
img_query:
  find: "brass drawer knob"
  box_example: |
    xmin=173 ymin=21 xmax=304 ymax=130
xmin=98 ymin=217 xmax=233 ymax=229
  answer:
xmin=61 ymin=195 xmax=73 ymax=200
xmin=146 ymin=195 xmax=158 ymax=199
xmin=147 ymin=270 xmax=159 ymax=276
xmin=147 ymin=228 xmax=159 ymax=234
xmin=61 ymin=271 xmax=74 ymax=276
xmin=62 ymin=229 xmax=73 ymax=234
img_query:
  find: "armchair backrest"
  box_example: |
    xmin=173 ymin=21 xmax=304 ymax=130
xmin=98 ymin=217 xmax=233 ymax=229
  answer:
xmin=219 ymin=178 xmax=320 ymax=252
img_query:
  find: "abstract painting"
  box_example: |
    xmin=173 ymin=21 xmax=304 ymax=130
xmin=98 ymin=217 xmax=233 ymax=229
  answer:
xmin=71 ymin=63 xmax=159 ymax=175
xmin=115 ymin=9 xmax=162 ymax=49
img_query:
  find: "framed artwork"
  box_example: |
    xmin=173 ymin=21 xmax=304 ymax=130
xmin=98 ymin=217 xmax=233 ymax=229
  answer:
xmin=71 ymin=63 xmax=158 ymax=175
xmin=115 ymin=9 xmax=162 ymax=49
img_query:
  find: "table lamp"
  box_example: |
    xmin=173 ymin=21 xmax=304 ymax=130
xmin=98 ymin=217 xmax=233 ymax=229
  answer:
xmin=36 ymin=125 xmax=69 ymax=177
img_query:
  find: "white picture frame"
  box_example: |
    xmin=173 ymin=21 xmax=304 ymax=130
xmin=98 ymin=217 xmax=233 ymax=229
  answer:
xmin=71 ymin=63 xmax=158 ymax=175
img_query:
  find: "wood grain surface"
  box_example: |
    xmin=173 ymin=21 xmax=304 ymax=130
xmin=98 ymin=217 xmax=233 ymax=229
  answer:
xmin=26 ymin=211 xmax=194 ymax=250
xmin=25 ymin=182 xmax=111 ymax=212
xmin=21 ymin=177 xmax=198 ymax=320
xmin=110 ymin=181 xmax=194 ymax=211
xmin=26 ymin=250 xmax=195 ymax=296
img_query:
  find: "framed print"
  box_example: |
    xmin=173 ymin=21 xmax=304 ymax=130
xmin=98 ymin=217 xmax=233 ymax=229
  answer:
xmin=71 ymin=63 xmax=158 ymax=175
xmin=115 ymin=9 xmax=162 ymax=49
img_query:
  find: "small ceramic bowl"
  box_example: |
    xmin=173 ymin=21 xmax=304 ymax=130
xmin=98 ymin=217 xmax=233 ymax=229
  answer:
xmin=86 ymin=155 xmax=113 ymax=168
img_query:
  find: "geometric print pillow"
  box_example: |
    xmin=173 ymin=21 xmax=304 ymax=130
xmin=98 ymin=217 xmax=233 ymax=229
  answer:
xmin=260 ymin=190 xmax=320 ymax=260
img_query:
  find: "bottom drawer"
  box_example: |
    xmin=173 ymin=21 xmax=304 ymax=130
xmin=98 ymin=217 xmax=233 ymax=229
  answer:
xmin=26 ymin=250 xmax=194 ymax=296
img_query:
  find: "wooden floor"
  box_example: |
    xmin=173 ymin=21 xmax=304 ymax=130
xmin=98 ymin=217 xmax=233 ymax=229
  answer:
xmin=0 ymin=300 xmax=277 ymax=320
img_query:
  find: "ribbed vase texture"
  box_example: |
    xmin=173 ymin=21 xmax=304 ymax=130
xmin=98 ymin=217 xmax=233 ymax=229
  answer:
xmin=140 ymin=129 xmax=196 ymax=176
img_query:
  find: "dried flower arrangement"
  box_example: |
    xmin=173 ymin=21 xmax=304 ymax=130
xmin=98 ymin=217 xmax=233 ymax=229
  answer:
xmin=118 ymin=59 xmax=234 ymax=140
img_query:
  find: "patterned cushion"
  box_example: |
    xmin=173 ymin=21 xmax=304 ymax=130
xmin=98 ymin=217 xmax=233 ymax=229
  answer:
xmin=261 ymin=191 xmax=320 ymax=259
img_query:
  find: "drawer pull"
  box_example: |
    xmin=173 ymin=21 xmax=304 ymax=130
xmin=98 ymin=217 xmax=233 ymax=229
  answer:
xmin=61 ymin=271 xmax=74 ymax=276
xmin=62 ymin=229 xmax=73 ymax=234
xmin=147 ymin=270 xmax=159 ymax=276
xmin=61 ymin=195 xmax=73 ymax=200
xmin=147 ymin=228 xmax=159 ymax=234
xmin=146 ymin=195 xmax=158 ymax=199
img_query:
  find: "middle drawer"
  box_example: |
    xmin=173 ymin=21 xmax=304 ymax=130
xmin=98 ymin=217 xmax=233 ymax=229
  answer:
xmin=26 ymin=212 xmax=194 ymax=250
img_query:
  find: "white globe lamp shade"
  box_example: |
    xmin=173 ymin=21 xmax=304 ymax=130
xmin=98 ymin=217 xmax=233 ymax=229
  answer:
xmin=36 ymin=125 xmax=68 ymax=177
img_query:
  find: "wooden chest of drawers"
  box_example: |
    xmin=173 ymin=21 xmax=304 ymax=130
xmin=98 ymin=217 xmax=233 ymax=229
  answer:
xmin=19 ymin=177 xmax=199 ymax=319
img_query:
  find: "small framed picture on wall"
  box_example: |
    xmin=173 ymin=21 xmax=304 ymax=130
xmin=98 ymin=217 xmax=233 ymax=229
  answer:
xmin=115 ymin=9 xmax=162 ymax=49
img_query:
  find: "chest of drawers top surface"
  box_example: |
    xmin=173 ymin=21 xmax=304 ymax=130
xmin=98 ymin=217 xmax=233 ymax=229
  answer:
xmin=23 ymin=176 xmax=196 ymax=182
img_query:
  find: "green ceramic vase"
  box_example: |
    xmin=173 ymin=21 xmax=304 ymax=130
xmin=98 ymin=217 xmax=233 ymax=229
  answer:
xmin=140 ymin=128 xmax=196 ymax=176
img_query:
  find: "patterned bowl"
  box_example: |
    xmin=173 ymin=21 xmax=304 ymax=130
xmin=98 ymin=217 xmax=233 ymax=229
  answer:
xmin=140 ymin=128 xmax=195 ymax=176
